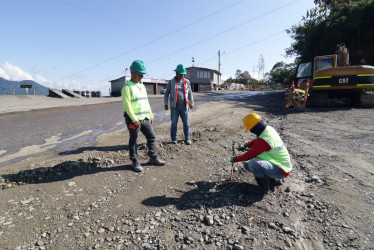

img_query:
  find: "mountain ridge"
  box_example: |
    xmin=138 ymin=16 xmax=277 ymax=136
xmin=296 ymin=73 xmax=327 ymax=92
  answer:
xmin=0 ymin=77 xmax=49 ymax=96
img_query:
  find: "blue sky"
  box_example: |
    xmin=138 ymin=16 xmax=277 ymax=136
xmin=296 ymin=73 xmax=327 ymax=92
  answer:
xmin=0 ymin=0 xmax=316 ymax=96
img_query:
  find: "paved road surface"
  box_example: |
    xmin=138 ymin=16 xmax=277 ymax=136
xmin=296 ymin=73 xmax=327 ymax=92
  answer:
xmin=0 ymin=91 xmax=279 ymax=167
xmin=0 ymin=96 xmax=167 ymax=167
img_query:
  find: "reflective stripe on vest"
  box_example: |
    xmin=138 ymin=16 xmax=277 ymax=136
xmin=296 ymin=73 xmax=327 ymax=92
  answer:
xmin=127 ymin=81 xmax=150 ymax=120
xmin=131 ymin=97 xmax=148 ymax=102
xmin=256 ymin=126 xmax=292 ymax=173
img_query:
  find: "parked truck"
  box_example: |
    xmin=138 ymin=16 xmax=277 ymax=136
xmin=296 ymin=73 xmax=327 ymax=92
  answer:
xmin=295 ymin=44 xmax=374 ymax=107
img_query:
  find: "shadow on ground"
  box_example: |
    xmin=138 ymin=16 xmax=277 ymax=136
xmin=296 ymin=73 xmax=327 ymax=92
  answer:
xmin=59 ymin=145 xmax=128 ymax=155
xmin=142 ymin=181 xmax=265 ymax=210
xmin=1 ymin=160 xmax=133 ymax=185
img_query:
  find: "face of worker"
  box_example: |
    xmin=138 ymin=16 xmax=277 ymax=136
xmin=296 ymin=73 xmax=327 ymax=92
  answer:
xmin=131 ymin=71 xmax=144 ymax=83
xmin=175 ymin=73 xmax=184 ymax=81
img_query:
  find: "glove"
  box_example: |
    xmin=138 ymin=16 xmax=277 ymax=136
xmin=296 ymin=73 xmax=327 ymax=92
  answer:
xmin=230 ymin=156 xmax=236 ymax=163
xmin=237 ymin=143 xmax=249 ymax=151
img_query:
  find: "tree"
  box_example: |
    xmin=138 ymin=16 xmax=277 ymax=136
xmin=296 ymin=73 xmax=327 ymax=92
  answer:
xmin=267 ymin=61 xmax=296 ymax=87
xmin=235 ymin=69 xmax=242 ymax=81
xmin=257 ymin=54 xmax=265 ymax=80
xmin=286 ymin=0 xmax=374 ymax=65
xmin=234 ymin=69 xmax=251 ymax=85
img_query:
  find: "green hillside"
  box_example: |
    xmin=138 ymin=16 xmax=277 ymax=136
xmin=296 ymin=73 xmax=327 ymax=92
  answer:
xmin=0 ymin=77 xmax=49 ymax=96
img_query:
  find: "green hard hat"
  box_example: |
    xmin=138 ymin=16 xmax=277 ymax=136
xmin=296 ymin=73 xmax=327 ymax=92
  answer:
xmin=130 ymin=60 xmax=147 ymax=75
xmin=175 ymin=64 xmax=186 ymax=75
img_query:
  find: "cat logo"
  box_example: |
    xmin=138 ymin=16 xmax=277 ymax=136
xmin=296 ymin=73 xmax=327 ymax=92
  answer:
xmin=339 ymin=78 xmax=349 ymax=84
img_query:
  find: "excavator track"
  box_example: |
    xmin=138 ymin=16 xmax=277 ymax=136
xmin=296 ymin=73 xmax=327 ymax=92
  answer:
xmin=359 ymin=90 xmax=374 ymax=107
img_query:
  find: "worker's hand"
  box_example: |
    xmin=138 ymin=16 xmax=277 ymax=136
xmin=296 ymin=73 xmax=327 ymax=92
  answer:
xmin=134 ymin=120 xmax=141 ymax=128
xmin=189 ymin=102 xmax=194 ymax=109
xmin=164 ymin=105 xmax=168 ymax=110
xmin=237 ymin=143 xmax=249 ymax=151
xmin=150 ymin=118 xmax=154 ymax=125
xmin=230 ymin=156 xmax=236 ymax=163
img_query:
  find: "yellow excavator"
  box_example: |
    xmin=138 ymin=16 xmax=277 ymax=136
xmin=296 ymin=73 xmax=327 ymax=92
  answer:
xmin=295 ymin=44 xmax=374 ymax=107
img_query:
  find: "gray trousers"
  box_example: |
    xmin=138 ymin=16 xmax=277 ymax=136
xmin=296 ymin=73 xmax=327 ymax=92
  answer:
xmin=125 ymin=115 xmax=157 ymax=163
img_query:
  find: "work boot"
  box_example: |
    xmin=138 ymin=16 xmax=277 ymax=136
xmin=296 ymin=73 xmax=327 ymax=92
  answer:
xmin=269 ymin=178 xmax=282 ymax=186
xmin=132 ymin=162 xmax=143 ymax=172
xmin=149 ymin=157 xmax=165 ymax=166
xmin=255 ymin=177 xmax=270 ymax=194
xmin=171 ymin=140 xmax=177 ymax=144
xmin=269 ymin=178 xmax=282 ymax=192
xmin=185 ymin=139 xmax=192 ymax=145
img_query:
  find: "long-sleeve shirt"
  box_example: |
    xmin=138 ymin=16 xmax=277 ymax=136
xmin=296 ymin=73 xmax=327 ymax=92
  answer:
xmin=121 ymin=81 xmax=153 ymax=122
xmin=164 ymin=77 xmax=193 ymax=109
xmin=234 ymin=138 xmax=291 ymax=177
xmin=235 ymin=138 xmax=271 ymax=162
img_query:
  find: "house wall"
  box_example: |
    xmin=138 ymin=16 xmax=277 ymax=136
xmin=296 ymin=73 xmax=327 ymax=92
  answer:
xmin=110 ymin=76 xmax=167 ymax=97
xmin=110 ymin=76 xmax=128 ymax=97
xmin=185 ymin=67 xmax=220 ymax=92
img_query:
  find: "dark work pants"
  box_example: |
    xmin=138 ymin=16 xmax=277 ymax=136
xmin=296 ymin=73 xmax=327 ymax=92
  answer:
xmin=126 ymin=117 xmax=157 ymax=163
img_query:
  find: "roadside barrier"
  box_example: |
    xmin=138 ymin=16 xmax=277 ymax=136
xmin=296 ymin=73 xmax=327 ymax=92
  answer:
xmin=285 ymin=80 xmax=309 ymax=109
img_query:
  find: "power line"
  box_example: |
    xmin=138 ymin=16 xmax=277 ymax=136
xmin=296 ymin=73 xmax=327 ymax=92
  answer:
xmin=145 ymin=0 xmax=301 ymax=65
xmin=60 ymin=0 xmax=245 ymax=79
xmin=197 ymin=31 xmax=286 ymax=67
xmin=57 ymin=0 xmax=148 ymax=36
xmin=61 ymin=0 xmax=302 ymax=85
xmin=102 ymin=31 xmax=290 ymax=83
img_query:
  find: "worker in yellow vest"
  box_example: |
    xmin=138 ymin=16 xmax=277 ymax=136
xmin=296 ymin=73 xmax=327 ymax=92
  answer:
xmin=121 ymin=60 xmax=165 ymax=172
xmin=231 ymin=113 xmax=292 ymax=194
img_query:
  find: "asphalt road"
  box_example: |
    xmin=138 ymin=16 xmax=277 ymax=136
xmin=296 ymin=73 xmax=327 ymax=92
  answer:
xmin=0 ymin=97 xmax=167 ymax=167
xmin=0 ymin=91 xmax=276 ymax=167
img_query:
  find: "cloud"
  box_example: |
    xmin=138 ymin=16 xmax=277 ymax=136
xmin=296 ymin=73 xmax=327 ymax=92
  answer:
xmin=0 ymin=61 xmax=109 ymax=96
xmin=0 ymin=62 xmax=33 ymax=81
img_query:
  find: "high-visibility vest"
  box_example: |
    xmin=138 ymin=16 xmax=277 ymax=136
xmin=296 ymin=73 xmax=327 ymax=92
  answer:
xmin=256 ymin=126 xmax=292 ymax=173
xmin=123 ymin=81 xmax=151 ymax=121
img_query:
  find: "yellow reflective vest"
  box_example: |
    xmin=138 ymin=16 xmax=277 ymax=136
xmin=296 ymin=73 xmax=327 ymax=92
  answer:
xmin=121 ymin=81 xmax=153 ymax=122
xmin=256 ymin=126 xmax=292 ymax=173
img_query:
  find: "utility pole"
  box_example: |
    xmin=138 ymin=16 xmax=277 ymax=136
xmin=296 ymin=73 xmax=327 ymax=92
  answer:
xmin=218 ymin=50 xmax=225 ymax=88
xmin=218 ymin=50 xmax=221 ymax=89
xmin=218 ymin=50 xmax=221 ymax=74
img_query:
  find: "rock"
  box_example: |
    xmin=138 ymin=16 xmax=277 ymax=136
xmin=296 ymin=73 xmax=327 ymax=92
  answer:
xmin=234 ymin=244 xmax=244 ymax=250
xmin=36 ymin=240 xmax=44 ymax=246
xmin=241 ymin=226 xmax=250 ymax=234
xmin=205 ymin=215 xmax=214 ymax=226
xmin=103 ymin=221 xmax=113 ymax=230
xmin=282 ymin=226 xmax=293 ymax=234
xmin=268 ymin=222 xmax=277 ymax=229
xmin=68 ymin=182 xmax=76 ymax=187
xmin=20 ymin=197 xmax=34 ymax=205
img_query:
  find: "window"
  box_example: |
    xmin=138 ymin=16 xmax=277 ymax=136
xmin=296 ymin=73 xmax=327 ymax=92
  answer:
xmin=197 ymin=70 xmax=210 ymax=79
xmin=296 ymin=62 xmax=312 ymax=78
xmin=316 ymin=58 xmax=334 ymax=71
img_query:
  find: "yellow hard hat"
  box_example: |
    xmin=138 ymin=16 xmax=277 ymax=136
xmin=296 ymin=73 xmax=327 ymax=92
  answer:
xmin=243 ymin=113 xmax=261 ymax=133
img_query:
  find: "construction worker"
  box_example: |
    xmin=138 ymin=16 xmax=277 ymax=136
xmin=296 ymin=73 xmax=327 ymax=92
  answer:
xmin=121 ymin=60 xmax=165 ymax=172
xmin=230 ymin=113 xmax=292 ymax=193
xmin=164 ymin=64 xmax=194 ymax=145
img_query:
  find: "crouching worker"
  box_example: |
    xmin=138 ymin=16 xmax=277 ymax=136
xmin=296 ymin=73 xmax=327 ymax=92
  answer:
xmin=230 ymin=113 xmax=292 ymax=194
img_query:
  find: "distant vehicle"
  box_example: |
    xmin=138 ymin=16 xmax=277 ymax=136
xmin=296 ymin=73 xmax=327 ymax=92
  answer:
xmin=160 ymin=87 xmax=166 ymax=94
